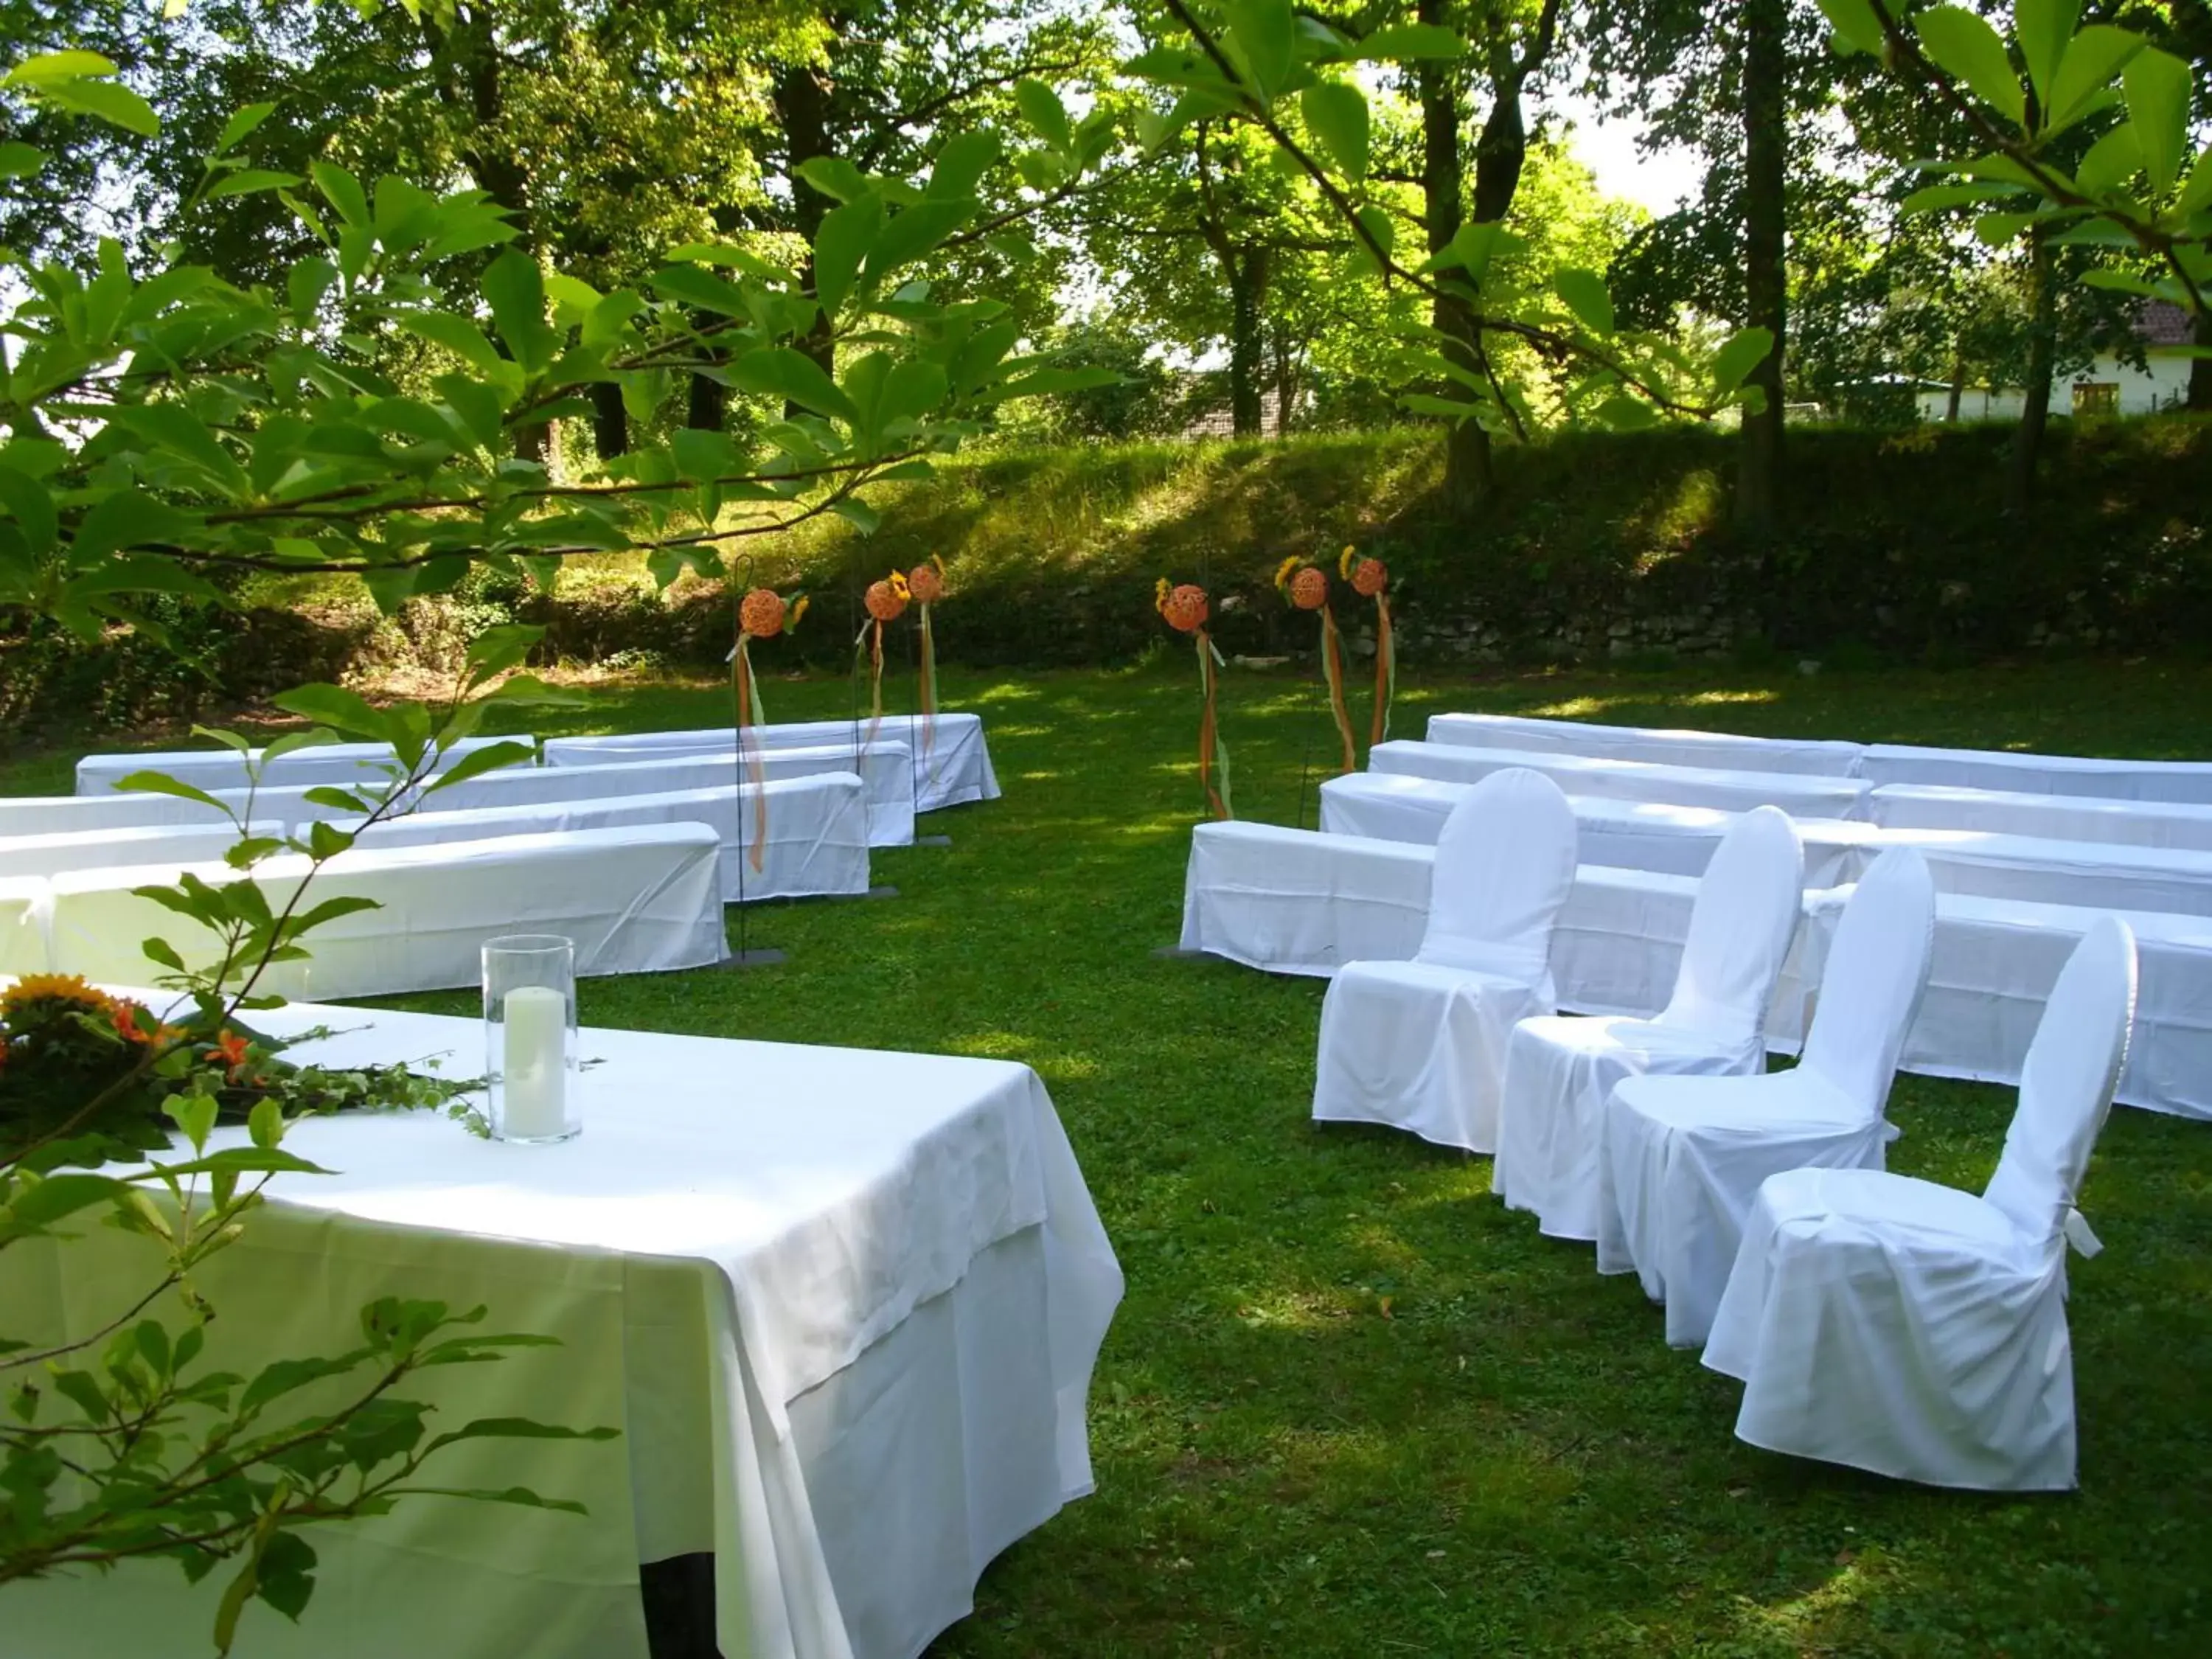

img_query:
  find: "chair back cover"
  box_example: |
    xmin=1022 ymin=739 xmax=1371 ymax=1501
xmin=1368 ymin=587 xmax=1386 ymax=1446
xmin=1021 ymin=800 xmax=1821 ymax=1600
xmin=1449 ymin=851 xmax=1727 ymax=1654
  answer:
xmin=1659 ymin=804 xmax=1805 ymax=1046
xmin=1417 ymin=767 xmax=1579 ymax=980
xmin=1798 ymin=846 xmax=1938 ymax=1114
xmin=1983 ymin=916 xmax=2138 ymax=1243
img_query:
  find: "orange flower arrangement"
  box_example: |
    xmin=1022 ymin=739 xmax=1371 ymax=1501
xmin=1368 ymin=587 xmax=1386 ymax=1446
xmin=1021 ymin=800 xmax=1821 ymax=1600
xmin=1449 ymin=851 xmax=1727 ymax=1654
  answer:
xmin=907 ymin=556 xmax=946 ymax=605
xmin=864 ymin=571 xmax=910 ymax=623
xmin=1278 ymin=557 xmax=1357 ymax=773
xmin=905 ymin=556 xmax=949 ymax=770
xmin=1340 ymin=544 xmax=1397 ymax=745
xmin=1155 ymin=574 xmax=1231 ymax=819
xmin=731 ymin=585 xmax=807 ymax=872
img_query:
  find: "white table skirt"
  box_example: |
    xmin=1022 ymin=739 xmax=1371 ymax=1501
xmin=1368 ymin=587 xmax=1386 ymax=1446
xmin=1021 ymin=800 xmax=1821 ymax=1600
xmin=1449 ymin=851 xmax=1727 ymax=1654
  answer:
xmin=72 ymin=734 xmax=532 ymax=796
xmin=0 ymin=1003 xmax=1123 ymax=1659
xmin=22 ymin=825 xmax=726 ymax=996
xmin=448 ymin=745 xmax=918 ymax=850
xmin=1425 ymin=712 xmax=1866 ymax=776
xmin=1861 ymin=742 xmax=2212 ymax=803
xmin=1368 ymin=740 xmax=1876 ymax=820
xmin=544 ymin=713 xmax=999 ymax=816
xmin=0 ymin=819 xmax=284 ymax=880
xmin=1317 ymin=773 xmax=1874 ymax=886
xmin=1870 ymin=783 xmax=2212 ymax=851
xmin=1178 ymin=820 xmax=2212 ymax=1119
xmin=352 ymin=775 xmax=872 ymax=904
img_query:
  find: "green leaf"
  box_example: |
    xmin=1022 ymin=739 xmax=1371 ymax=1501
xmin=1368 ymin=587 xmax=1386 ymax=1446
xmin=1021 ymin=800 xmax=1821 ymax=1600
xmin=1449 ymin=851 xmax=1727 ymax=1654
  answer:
xmin=2073 ymin=123 xmax=2143 ymax=196
xmin=1711 ymin=326 xmax=1775 ymax=394
xmin=203 ymin=167 xmax=302 ymax=202
xmin=114 ymin=771 xmax=231 ymax=815
xmin=247 ymin=1096 xmax=285 ymax=1152
xmin=813 ymin=194 xmax=883 ymax=313
xmin=2122 ymin=48 xmax=2191 ymax=195
xmin=1222 ymin=0 xmax=1297 ymax=99
xmin=1353 ymin=205 xmax=1396 ymax=272
xmin=1902 ymin=181 xmax=2030 ymax=213
xmin=40 ymin=77 xmax=160 ymax=137
xmin=1014 ymin=80 xmax=1072 ymax=150
xmin=2045 ymin=25 xmax=2145 ymax=136
xmin=1814 ymin=0 xmax=1890 ymax=58
xmin=481 ymin=248 xmax=557 ymax=375
xmin=212 ymin=101 xmax=276 ymax=156
xmin=1553 ymin=268 xmax=1615 ymax=335
xmin=793 ymin=156 xmax=872 ymax=204
xmin=302 ymin=786 xmax=375 ymax=813
xmin=1913 ymin=8 xmax=2025 ymax=125
xmin=310 ymin=160 xmax=371 ymax=228
xmin=928 ymin=130 xmax=1001 ymax=200
xmin=420 ymin=740 xmax=538 ymax=796
xmin=2014 ymin=0 xmax=2084 ymax=108
xmin=271 ymin=684 xmax=389 ymax=742
xmin=1299 ymin=81 xmax=1369 ymax=182
xmin=4 ymin=51 xmax=120 ymax=86
xmin=727 ymin=347 xmax=860 ymax=424
xmin=863 ymin=199 xmax=972 ymax=282
xmin=0 ymin=141 xmax=46 ymax=178
xmin=397 ymin=311 xmax=505 ymax=375
xmin=1354 ymin=22 xmax=1466 ymax=61
xmin=3 ymin=1172 xmax=128 ymax=1229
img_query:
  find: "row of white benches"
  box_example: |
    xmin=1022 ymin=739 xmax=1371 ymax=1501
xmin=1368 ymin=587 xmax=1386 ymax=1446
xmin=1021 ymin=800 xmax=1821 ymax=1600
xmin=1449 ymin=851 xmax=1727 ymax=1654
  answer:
xmin=1181 ymin=714 xmax=2212 ymax=1122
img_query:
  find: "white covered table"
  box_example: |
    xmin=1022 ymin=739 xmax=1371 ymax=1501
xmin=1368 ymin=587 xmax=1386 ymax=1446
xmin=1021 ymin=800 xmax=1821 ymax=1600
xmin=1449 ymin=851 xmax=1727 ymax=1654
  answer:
xmin=1861 ymin=742 xmax=2212 ymax=803
xmin=352 ymin=774 xmax=872 ymax=903
xmin=545 ymin=713 xmax=999 ymax=817
xmin=1426 ymin=712 xmax=1865 ymax=776
xmin=1871 ymin=783 xmax=2212 ymax=851
xmin=73 ymin=734 xmax=532 ymax=796
xmin=0 ymin=788 xmax=232 ymax=838
xmin=1368 ymin=740 xmax=1875 ymax=820
xmin=1 ymin=1000 xmax=1123 ymax=1659
xmin=31 ymin=825 xmax=726 ymax=996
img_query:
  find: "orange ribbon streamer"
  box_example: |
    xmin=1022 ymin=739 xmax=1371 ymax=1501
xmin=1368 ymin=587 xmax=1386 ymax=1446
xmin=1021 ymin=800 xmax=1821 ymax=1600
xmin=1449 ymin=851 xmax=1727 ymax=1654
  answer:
xmin=734 ymin=634 xmax=768 ymax=872
xmin=1370 ymin=595 xmax=1394 ymax=749
xmin=1196 ymin=627 xmax=1232 ymax=820
xmin=1319 ymin=604 xmax=1356 ymax=774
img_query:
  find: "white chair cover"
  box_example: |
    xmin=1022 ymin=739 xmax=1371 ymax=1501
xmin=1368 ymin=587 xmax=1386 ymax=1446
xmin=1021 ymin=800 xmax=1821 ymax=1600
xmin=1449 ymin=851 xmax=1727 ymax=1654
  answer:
xmin=1702 ymin=917 xmax=2138 ymax=1489
xmin=1494 ymin=807 xmax=1804 ymax=1240
xmin=1311 ymin=770 xmax=1578 ymax=1152
xmin=1594 ymin=847 xmax=1938 ymax=1346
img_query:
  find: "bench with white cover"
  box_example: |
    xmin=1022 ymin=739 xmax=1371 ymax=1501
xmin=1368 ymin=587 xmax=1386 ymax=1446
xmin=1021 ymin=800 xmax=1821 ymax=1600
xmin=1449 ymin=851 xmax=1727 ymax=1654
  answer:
xmin=1426 ymin=712 xmax=1865 ymax=776
xmin=72 ymin=734 xmax=532 ymax=796
xmin=21 ymin=824 xmax=725 ymax=997
xmin=1871 ymin=782 xmax=2212 ymax=851
xmin=0 ymin=821 xmax=284 ymax=880
xmin=1860 ymin=742 xmax=2212 ymax=802
xmin=1368 ymin=740 xmax=1876 ymax=820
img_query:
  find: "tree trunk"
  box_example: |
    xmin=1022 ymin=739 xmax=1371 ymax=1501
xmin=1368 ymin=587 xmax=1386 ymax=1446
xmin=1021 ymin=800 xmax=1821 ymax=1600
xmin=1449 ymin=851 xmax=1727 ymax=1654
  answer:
xmin=1419 ymin=0 xmax=1489 ymax=510
xmin=776 ymin=60 xmax=839 ymax=391
xmin=590 ymin=381 xmax=629 ymax=459
xmin=2190 ymin=306 xmax=2212 ymax=411
xmin=1226 ymin=246 xmax=1269 ymax=437
xmin=1947 ymin=349 xmax=1965 ymax=422
xmin=2010 ymin=227 xmax=2057 ymax=511
xmin=1273 ymin=330 xmax=1297 ymax=435
xmin=1736 ymin=0 xmax=1787 ymax=534
xmin=686 ymin=372 xmax=726 ymax=432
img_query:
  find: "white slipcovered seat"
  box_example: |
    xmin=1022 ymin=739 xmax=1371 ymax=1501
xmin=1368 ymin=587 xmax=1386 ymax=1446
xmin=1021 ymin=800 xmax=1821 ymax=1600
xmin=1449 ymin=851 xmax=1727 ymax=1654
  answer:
xmin=1701 ymin=916 xmax=2138 ymax=1490
xmin=1494 ymin=805 xmax=1804 ymax=1242
xmin=1311 ymin=769 xmax=1578 ymax=1153
xmin=1594 ymin=846 xmax=1939 ymax=1346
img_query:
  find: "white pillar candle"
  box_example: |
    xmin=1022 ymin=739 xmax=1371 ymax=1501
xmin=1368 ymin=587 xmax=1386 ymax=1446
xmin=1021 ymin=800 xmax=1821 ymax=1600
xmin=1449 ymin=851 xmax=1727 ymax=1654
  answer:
xmin=501 ymin=984 xmax=568 ymax=1139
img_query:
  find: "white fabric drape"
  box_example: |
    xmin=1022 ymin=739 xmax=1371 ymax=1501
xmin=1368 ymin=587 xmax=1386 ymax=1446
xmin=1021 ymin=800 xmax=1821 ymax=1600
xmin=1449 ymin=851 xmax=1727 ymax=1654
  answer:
xmin=352 ymin=775 xmax=871 ymax=903
xmin=1596 ymin=849 xmax=1939 ymax=1347
xmin=1 ymin=1000 xmax=1124 ymax=1658
xmin=1312 ymin=770 xmax=1578 ymax=1152
xmin=1703 ymin=918 xmax=2138 ymax=1489
xmin=544 ymin=713 xmax=998 ymax=815
xmin=33 ymin=825 xmax=726 ymax=996
xmin=73 ymin=734 xmax=532 ymax=796
xmin=1426 ymin=713 xmax=1865 ymax=776
xmin=1494 ymin=807 xmax=1805 ymax=1241
xmin=0 ymin=820 xmax=284 ymax=880
xmin=1862 ymin=742 xmax=2212 ymax=802
xmin=0 ymin=789 xmax=233 ymax=838
xmin=1871 ymin=783 xmax=2212 ymax=850
xmin=1370 ymin=738 xmax=1875 ymax=819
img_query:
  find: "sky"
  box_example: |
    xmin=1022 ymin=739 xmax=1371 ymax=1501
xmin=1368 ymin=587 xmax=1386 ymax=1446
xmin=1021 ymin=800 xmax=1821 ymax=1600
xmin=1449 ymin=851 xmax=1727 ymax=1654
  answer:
xmin=1552 ymin=92 xmax=1706 ymax=218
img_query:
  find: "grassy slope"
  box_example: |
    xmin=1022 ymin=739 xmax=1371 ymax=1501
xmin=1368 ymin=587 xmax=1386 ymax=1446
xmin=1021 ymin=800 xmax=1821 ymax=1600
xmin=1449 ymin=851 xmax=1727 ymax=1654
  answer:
xmin=14 ymin=657 xmax=2212 ymax=1656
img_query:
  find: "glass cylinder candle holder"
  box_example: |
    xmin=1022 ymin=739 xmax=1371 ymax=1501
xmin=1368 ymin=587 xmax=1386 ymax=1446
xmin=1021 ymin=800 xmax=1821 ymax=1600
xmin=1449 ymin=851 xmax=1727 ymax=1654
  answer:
xmin=482 ymin=935 xmax=579 ymax=1144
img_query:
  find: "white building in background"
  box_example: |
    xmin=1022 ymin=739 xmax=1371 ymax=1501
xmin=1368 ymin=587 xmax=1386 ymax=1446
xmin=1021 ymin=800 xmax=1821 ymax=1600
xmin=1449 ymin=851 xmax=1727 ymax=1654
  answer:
xmin=1916 ymin=301 xmax=2199 ymax=422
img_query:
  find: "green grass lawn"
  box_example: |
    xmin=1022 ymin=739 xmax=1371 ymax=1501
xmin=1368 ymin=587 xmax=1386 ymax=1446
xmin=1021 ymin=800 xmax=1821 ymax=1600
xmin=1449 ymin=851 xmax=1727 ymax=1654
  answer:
xmin=13 ymin=656 xmax=2212 ymax=1656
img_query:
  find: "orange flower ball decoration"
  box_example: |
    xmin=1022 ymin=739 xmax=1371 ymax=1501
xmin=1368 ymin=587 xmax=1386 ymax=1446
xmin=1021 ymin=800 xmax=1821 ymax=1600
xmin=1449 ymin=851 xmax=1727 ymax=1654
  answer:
xmin=1352 ymin=557 xmax=1388 ymax=598
xmin=864 ymin=579 xmax=908 ymax=622
xmin=907 ymin=561 xmax=945 ymax=604
xmin=1289 ymin=566 xmax=1329 ymax=611
xmin=1160 ymin=582 xmax=1209 ymax=633
xmin=739 ymin=586 xmax=787 ymax=639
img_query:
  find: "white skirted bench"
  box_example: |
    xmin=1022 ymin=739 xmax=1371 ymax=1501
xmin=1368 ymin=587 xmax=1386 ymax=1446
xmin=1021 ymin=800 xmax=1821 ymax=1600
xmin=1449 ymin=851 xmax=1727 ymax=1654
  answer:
xmin=543 ymin=712 xmax=1000 ymax=815
xmin=6 ymin=824 xmax=726 ymax=998
xmin=1425 ymin=712 xmax=1866 ymax=776
xmin=0 ymin=821 xmax=285 ymax=880
xmin=1860 ymin=741 xmax=2212 ymax=802
xmin=72 ymin=734 xmax=533 ymax=796
xmin=1368 ymin=740 xmax=1877 ymax=819
xmin=1870 ymin=783 xmax=2212 ymax=850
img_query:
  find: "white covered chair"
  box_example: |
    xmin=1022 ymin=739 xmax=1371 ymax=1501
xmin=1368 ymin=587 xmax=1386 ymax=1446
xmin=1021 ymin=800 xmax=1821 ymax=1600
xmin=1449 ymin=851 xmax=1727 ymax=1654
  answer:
xmin=1494 ymin=804 xmax=1805 ymax=1242
xmin=1311 ymin=768 xmax=1578 ymax=1153
xmin=1701 ymin=916 xmax=2138 ymax=1490
xmin=1593 ymin=846 xmax=1938 ymax=1346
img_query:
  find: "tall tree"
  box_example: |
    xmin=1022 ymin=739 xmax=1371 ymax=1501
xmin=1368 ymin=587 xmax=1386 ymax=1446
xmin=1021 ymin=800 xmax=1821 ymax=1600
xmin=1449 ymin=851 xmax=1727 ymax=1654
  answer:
xmin=1737 ymin=0 xmax=1786 ymax=531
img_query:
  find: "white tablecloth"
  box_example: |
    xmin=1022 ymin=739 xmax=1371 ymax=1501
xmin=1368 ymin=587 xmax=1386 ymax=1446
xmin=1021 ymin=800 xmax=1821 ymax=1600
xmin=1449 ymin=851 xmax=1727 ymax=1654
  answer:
xmin=73 ymin=734 xmax=532 ymax=796
xmin=0 ymin=788 xmax=232 ymax=838
xmin=544 ymin=713 xmax=999 ymax=817
xmin=1425 ymin=712 xmax=1865 ymax=776
xmin=352 ymin=775 xmax=871 ymax=903
xmin=1861 ymin=742 xmax=2212 ymax=803
xmin=1897 ymin=829 xmax=2212 ymax=919
xmin=1871 ymin=783 xmax=2212 ymax=851
xmin=26 ymin=825 xmax=726 ymax=996
xmin=0 ymin=820 xmax=283 ymax=880
xmin=1 ymin=1001 xmax=1124 ymax=1659
xmin=0 ymin=874 xmax=45 ymax=970
xmin=1368 ymin=740 xmax=1875 ymax=819
xmin=462 ymin=745 xmax=917 ymax=849
xmin=1317 ymin=773 xmax=1874 ymax=886
xmin=1178 ymin=821 xmax=2212 ymax=1119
